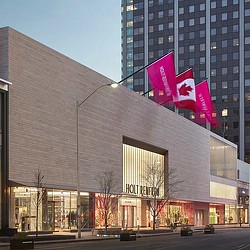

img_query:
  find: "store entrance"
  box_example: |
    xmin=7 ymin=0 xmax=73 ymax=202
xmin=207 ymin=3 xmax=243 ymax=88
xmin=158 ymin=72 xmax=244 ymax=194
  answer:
xmin=239 ymin=208 xmax=249 ymax=224
xmin=46 ymin=193 xmax=78 ymax=231
xmin=194 ymin=210 xmax=204 ymax=226
xmin=49 ymin=198 xmax=65 ymax=231
xmin=47 ymin=200 xmax=77 ymax=231
xmin=47 ymin=201 xmax=55 ymax=231
xmin=122 ymin=206 xmax=135 ymax=228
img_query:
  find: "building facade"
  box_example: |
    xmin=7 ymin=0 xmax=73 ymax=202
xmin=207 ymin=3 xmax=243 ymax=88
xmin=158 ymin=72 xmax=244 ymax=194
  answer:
xmin=0 ymin=27 xmax=241 ymax=233
xmin=121 ymin=0 xmax=250 ymax=163
xmin=237 ymin=160 xmax=250 ymax=224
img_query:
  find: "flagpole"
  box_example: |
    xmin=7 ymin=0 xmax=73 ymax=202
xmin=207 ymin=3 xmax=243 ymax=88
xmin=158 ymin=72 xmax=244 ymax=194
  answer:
xmin=141 ymin=88 xmax=154 ymax=96
xmin=195 ymin=78 xmax=209 ymax=87
xmin=180 ymin=66 xmax=194 ymax=74
xmin=118 ymin=49 xmax=174 ymax=84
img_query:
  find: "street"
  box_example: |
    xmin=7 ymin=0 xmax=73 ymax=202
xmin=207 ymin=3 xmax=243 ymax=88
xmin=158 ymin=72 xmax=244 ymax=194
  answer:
xmin=4 ymin=228 xmax=250 ymax=250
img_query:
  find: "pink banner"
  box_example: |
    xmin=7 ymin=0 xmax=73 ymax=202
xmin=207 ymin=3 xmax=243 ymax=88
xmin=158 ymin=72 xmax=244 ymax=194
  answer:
xmin=195 ymin=80 xmax=220 ymax=127
xmin=194 ymin=104 xmax=220 ymax=128
xmin=146 ymin=52 xmax=176 ymax=104
xmin=195 ymin=80 xmax=213 ymax=123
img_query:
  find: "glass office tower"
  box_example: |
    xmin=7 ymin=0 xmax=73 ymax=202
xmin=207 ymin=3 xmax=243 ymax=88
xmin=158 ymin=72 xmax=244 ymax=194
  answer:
xmin=121 ymin=0 xmax=250 ymax=163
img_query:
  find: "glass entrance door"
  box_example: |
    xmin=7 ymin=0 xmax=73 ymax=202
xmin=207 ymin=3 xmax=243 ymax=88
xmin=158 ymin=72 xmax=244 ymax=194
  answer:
xmin=122 ymin=206 xmax=135 ymax=228
xmin=47 ymin=201 xmax=55 ymax=231
xmin=195 ymin=210 xmax=204 ymax=226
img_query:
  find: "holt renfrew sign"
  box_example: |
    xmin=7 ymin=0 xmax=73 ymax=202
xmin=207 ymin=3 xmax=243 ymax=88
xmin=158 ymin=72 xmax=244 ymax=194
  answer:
xmin=125 ymin=183 xmax=160 ymax=197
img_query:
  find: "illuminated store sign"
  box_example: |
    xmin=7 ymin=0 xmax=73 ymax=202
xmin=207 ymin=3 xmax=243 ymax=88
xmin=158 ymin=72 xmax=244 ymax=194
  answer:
xmin=120 ymin=198 xmax=137 ymax=206
xmin=125 ymin=184 xmax=159 ymax=197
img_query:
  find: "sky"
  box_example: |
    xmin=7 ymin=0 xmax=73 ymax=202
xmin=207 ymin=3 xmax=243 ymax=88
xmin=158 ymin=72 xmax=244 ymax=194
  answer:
xmin=0 ymin=0 xmax=121 ymax=82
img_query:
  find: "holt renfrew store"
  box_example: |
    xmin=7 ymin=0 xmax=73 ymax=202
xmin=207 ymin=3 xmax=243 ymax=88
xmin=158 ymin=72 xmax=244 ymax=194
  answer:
xmin=0 ymin=27 xmax=240 ymax=233
xmin=11 ymin=137 xmax=238 ymax=231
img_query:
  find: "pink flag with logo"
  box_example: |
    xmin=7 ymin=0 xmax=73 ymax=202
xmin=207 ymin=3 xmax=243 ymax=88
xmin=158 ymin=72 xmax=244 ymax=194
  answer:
xmin=195 ymin=80 xmax=220 ymax=127
xmin=146 ymin=52 xmax=176 ymax=104
xmin=174 ymin=68 xmax=196 ymax=112
xmin=193 ymin=104 xmax=220 ymax=128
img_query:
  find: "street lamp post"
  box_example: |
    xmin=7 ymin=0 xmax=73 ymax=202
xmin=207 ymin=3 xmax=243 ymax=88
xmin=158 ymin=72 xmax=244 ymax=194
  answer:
xmin=76 ymin=82 xmax=118 ymax=238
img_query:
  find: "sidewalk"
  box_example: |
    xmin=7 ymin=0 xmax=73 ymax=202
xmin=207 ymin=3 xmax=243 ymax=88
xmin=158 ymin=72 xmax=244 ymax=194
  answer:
xmin=0 ymin=224 xmax=249 ymax=247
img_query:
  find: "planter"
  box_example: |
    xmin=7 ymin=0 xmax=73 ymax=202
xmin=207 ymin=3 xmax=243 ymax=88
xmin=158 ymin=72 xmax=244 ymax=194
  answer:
xmin=120 ymin=233 xmax=136 ymax=241
xmin=180 ymin=229 xmax=193 ymax=236
xmin=204 ymin=228 xmax=215 ymax=234
xmin=1 ymin=228 xmax=18 ymax=236
xmin=94 ymin=228 xmax=121 ymax=236
xmin=10 ymin=239 xmax=34 ymax=249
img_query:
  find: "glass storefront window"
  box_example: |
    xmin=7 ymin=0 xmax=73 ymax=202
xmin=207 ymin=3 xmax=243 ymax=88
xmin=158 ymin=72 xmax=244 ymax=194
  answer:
xmin=225 ymin=204 xmax=237 ymax=224
xmin=13 ymin=187 xmax=37 ymax=231
xmin=95 ymin=194 xmax=118 ymax=228
xmin=210 ymin=137 xmax=237 ymax=180
xmin=209 ymin=207 xmax=218 ymax=224
xmin=209 ymin=204 xmax=225 ymax=224
xmin=12 ymin=187 xmax=89 ymax=231
xmin=157 ymin=201 xmax=194 ymax=226
xmin=46 ymin=191 xmax=78 ymax=231
xmin=123 ymin=144 xmax=165 ymax=198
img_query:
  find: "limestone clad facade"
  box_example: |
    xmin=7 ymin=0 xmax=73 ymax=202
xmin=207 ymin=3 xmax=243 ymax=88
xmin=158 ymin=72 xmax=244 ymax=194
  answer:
xmin=0 ymin=27 xmax=238 ymax=231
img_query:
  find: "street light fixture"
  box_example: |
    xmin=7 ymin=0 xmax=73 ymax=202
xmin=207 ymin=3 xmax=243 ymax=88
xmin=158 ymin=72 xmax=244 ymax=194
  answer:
xmin=76 ymin=82 xmax=118 ymax=238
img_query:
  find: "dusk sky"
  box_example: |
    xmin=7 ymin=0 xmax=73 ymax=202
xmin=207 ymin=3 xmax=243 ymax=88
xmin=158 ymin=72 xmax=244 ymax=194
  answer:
xmin=0 ymin=0 xmax=121 ymax=81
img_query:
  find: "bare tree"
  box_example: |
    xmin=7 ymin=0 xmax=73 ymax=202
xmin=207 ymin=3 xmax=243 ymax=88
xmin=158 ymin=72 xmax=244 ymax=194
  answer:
xmin=95 ymin=170 xmax=119 ymax=235
xmin=32 ymin=167 xmax=46 ymax=236
xmin=142 ymin=158 xmax=183 ymax=230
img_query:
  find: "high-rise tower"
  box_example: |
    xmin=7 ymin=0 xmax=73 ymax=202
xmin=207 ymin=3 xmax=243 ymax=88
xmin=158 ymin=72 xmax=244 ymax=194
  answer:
xmin=121 ymin=0 xmax=249 ymax=162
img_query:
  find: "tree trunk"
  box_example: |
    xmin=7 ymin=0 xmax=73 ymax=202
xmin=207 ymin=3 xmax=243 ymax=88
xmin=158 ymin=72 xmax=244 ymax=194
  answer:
xmin=153 ymin=210 xmax=156 ymax=230
xmin=104 ymin=211 xmax=108 ymax=235
xmin=36 ymin=192 xmax=39 ymax=236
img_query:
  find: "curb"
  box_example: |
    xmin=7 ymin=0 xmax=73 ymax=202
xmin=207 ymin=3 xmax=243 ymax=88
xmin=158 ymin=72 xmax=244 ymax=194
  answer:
xmin=0 ymin=226 xmax=249 ymax=247
xmin=0 ymin=232 xmax=180 ymax=247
